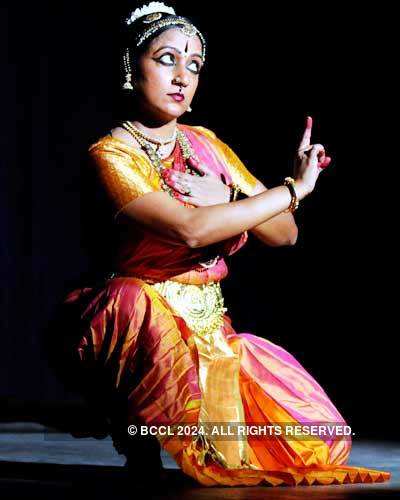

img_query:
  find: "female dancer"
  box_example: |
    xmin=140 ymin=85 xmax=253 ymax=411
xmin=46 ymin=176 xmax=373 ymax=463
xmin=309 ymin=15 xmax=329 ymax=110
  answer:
xmin=60 ymin=2 xmax=391 ymax=487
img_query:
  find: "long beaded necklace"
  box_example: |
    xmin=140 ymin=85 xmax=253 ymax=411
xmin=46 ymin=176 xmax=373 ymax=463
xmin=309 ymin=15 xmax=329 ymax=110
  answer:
xmin=121 ymin=120 xmax=200 ymax=199
xmin=120 ymin=120 xmax=220 ymax=270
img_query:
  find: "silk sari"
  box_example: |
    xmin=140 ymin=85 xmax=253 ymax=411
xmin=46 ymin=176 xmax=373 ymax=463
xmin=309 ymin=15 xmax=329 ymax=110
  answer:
xmin=62 ymin=124 xmax=390 ymax=486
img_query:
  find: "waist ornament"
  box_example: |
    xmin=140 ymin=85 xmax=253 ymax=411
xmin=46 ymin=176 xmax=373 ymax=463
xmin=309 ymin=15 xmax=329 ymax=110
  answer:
xmin=150 ymin=280 xmax=227 ymax=336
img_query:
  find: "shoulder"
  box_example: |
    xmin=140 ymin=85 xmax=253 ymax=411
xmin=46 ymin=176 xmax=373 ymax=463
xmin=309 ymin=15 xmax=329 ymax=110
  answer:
xmin=87 ymin=129 xmax=155 ymax=185
xmin=179 ymin=123 xmax=233 ymax=156
xmin=180 ymin=125 xmax=259 ymax=196
xmin=109 ymin=127 xmax=142 ymax=150
xmin=180 ymin=124 xmax=242 ymax=167
xmin=179 ymin=124 xmax=218 ymax=141
xmin=88 ymin=127 xmax=143 ymax=157
xmin=180 ymin=124 xmax=238 ymax=157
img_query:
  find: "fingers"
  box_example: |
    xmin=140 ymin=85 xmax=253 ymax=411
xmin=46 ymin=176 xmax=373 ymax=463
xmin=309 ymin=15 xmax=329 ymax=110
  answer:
xmin=161 ymin=170 xmax=193 ymax=194
xmin=174 ymin=192 xmax=197 ymax=205
xmin=187 ymin=156 xmax=214 ymax=177
xmin=298 ymin=116 xmax=313 ymax=150
xmin=298 ymin=143 xmax=331 ymax=168
xmin=319 ymin=155 xmax=331 ymax=169
xmin=297 ymin=117 xmax=332 ymax=170
xmin=297 ymin=144 xmax=313 ymax=154
xmin=309 ymin=143 xmax=325 ymax=163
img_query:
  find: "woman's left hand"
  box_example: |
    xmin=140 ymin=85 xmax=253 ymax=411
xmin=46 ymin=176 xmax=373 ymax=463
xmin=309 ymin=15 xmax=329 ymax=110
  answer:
xmin=161 ymin=157 xmax=231 ymax=206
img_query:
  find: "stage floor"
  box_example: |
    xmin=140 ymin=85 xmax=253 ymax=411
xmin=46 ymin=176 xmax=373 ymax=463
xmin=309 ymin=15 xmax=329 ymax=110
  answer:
xmin=0 ymin=422 xmax=398 ymax=499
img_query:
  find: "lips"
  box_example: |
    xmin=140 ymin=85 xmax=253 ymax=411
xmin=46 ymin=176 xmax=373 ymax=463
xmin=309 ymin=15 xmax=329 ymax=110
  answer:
xmin=168 ymin=93 xmax=185 ymax=102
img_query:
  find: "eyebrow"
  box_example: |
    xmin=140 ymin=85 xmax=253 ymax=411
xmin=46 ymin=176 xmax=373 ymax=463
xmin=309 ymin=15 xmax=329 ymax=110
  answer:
xmin=153 ymin=45 xmax=203 ymax=59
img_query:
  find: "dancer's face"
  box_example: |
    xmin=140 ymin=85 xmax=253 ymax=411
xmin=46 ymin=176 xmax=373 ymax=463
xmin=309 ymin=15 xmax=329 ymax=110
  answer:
xmin=134 ymin=28 xmax=204 ymax=121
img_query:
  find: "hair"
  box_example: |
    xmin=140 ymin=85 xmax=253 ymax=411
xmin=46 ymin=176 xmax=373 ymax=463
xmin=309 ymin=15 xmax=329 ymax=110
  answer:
xmin=113 ymin=4 xmax=206 ymax=120
xmin=120 ymin=7 xmax=206 ymax=78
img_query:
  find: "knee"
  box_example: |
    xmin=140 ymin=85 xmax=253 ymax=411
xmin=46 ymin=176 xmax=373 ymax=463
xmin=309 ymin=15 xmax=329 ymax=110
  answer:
xmin=104 ymin=277 xmax=173 ymax=336
xmin=105 ymin=277 xmax=150 ymax=317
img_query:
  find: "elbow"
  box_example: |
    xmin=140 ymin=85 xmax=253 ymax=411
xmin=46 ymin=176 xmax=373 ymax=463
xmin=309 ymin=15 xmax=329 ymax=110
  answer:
xmin=182 ymin=215 xmax=213 ymax=248
xmin=179 ymin=212 xmax=207 ymax=249
xmin=184 ymin=229 xmax=207 ymax=249
xmin=287 ymin=225 xmax=299 ymax=245
xmin=186 ymin=237 xmax=202 ymax=249
xmin=271 ymin=226 xmax=298 ymax=247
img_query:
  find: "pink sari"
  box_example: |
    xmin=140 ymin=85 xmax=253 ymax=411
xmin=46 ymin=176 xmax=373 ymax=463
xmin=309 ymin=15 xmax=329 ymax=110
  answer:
xmin=61 ymin=124 xmax=390 ymax=486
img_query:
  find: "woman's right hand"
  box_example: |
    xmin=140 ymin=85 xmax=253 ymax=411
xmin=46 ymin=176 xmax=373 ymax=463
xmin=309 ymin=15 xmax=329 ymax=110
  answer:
xmin=293 ymin=116 xmax=332 ymax=198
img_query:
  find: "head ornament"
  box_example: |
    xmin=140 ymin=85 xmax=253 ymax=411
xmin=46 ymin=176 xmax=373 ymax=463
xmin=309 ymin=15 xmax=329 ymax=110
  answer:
xmin=125 ymin=2 xmax=176 ymax=25
xmin=122 ymin=2 xmax=206 ymax=90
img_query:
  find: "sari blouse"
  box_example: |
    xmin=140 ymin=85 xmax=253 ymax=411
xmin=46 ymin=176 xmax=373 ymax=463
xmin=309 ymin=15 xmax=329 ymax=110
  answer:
xmin=88 ymin=124 xmax=259 ymax=285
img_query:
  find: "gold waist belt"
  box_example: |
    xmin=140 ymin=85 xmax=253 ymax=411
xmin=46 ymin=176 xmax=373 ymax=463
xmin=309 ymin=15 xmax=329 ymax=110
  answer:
xmin=151 ymin=280 xmax=227 ymax=336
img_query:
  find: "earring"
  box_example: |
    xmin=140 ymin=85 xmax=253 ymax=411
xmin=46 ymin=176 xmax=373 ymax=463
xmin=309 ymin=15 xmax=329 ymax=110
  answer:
xmin=123 ymin=49 xmax=134 ymax=91
xmin=187 ymin=106 xmax=192 ymax=112
xmin=123 ymin=73 xmax=134 ymax=90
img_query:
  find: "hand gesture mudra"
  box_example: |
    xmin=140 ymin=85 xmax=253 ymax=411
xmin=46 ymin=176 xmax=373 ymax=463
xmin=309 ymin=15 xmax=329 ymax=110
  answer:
xmin=161 ymin=156 xmax=231 ymax=206
xmin=294 ymin=116 xmax=332 ymax=195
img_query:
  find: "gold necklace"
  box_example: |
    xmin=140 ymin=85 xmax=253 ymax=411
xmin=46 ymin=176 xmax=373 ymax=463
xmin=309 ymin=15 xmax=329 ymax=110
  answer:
xmin=121 ymin=121 xmax=197 ymax=197
xmin=120 ymin=121 xmax=220 ymax=271
xmin=125 ymin=121 xmax=177 ymax=146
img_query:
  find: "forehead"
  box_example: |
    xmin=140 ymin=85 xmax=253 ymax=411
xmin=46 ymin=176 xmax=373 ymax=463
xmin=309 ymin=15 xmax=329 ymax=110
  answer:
xmin=147 ymin=27 xmax=203 ymax=54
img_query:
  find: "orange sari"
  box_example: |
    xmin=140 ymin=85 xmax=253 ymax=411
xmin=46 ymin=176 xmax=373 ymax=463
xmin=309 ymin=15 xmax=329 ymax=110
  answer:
xmin=63 ymin=124 xmax=390 ymax=486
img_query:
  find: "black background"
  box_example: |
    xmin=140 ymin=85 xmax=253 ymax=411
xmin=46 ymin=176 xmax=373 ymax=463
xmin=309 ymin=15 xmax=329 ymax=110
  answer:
xmin=1 ymin=2 xmax=397 ymax=439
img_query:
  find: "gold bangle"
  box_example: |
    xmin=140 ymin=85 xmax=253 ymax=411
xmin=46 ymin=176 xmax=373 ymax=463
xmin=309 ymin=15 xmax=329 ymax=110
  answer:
xmin=283 ymin=176 xmax=299 ymax=213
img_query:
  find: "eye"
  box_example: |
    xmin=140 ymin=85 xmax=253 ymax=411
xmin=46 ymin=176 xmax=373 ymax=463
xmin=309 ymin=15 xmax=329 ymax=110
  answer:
xmin=187 ymin=60 xmax=201 ymax=74
xmin=157 ymin=53 xmax=175 ymax=65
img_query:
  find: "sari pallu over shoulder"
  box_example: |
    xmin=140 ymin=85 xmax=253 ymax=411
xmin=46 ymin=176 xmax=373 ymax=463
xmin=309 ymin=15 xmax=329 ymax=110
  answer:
xmin=88 ymin=124 xmax=254 ymax=285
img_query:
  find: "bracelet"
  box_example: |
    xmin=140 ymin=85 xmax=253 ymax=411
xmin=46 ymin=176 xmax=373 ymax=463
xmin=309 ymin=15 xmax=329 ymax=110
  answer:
xmin=283 ymin=177 xmax=299 ymax=213
xmin=229 ymin=183 xmax=241 ymax=202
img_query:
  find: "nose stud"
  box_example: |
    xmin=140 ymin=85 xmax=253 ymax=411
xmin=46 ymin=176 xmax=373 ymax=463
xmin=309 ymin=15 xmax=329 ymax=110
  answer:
xmin=173 ymin=77 xmax=185 ymax=91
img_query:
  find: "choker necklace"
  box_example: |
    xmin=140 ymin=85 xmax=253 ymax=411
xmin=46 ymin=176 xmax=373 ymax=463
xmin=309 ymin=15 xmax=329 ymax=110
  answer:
xmin=125 ymin=121 xmax=177 ymax=146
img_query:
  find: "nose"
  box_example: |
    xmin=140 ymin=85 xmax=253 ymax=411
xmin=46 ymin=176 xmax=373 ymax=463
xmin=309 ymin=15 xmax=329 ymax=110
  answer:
xmin=172 ymin=66 xmax=190 ymax=90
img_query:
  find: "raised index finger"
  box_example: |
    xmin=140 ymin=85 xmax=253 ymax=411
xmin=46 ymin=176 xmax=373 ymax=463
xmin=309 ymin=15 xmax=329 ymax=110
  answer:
xmin=299 ymin=116 xmax=313 ymax=150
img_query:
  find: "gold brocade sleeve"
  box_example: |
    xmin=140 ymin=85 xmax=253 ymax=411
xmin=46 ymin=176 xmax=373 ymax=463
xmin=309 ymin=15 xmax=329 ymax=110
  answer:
xmin=88 ymin=136 xmax=160 ymax=219
xmin=192 ymin=126 xmax=259 ymax=196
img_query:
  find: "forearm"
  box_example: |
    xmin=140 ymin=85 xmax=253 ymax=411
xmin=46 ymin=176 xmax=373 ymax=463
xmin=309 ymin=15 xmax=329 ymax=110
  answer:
xmin=186 ymin=181 xmax=308 ymax=248
xmin=250 ymin=211 xmax=298 ymax=246
xmin=247 ymin=183 xmax=298 ymax=246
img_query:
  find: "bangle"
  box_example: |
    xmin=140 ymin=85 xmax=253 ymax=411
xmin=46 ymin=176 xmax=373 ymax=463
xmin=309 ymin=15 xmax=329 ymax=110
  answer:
xmin=283 ymin=176 xmax=299 ymax=213
xmin=229 ymin=183 xmax=241 ymax=202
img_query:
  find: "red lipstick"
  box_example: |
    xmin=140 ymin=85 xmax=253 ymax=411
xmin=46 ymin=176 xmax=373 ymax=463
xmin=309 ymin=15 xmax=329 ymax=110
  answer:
xmin=168 ymin=93 xmax=185 ymax=102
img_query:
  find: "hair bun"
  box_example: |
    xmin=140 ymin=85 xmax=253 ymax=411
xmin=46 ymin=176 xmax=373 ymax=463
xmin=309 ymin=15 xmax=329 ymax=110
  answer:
xmin=125 ymin=2 xmax=176 ymax=25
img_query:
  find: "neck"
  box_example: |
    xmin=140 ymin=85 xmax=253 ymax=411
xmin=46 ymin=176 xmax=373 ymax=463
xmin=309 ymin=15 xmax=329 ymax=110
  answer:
xmin=129 ymin=112 xmax=178 ymax=141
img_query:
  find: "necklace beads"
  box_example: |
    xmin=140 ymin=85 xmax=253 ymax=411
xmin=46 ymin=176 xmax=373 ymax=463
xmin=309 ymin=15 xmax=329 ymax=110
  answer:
xmin=120 ymin=121 xmax=201 ymax=198
xmin=119 ymin=121 xmax=221 ymax=271
xmin=124 ymin=121 xmax=177 ymax=145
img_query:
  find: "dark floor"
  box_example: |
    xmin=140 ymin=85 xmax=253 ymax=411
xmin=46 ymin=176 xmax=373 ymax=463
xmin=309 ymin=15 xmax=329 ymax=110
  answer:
xmin=0 ymin=422 xmax=398 ymax=499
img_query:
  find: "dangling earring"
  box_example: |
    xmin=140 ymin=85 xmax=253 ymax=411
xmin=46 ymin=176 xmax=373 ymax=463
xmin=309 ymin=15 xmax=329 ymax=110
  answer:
xmin=123 ymin=49 xmax=134 ymax=91
xmin=187 ymin=106 xmax=192 ymax=112
xmin=123 ymin=73 xmax=134 ymax=90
